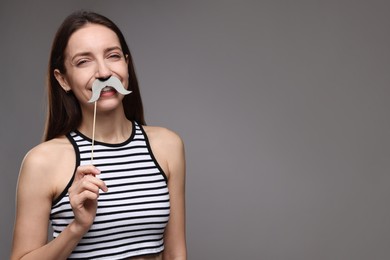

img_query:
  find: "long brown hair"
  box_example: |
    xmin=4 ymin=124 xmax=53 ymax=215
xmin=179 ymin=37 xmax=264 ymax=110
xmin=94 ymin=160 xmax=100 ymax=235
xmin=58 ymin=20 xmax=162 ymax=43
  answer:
xmin=44 ymin=11 xmax=145 ymax=141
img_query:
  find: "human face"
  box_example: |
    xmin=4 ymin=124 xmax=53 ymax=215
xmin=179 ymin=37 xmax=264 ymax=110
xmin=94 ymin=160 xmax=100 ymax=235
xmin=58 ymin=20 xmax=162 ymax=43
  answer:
xmin=55 ymin=23 xmax=129 ymax=111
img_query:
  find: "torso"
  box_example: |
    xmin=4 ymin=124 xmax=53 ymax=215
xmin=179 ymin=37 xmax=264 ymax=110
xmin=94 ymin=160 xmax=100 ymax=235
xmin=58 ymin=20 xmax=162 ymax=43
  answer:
xmin=49 ymin=124 xmax=171 ymax=203
xmin=49 ymin=122 xmax=169 ymax=260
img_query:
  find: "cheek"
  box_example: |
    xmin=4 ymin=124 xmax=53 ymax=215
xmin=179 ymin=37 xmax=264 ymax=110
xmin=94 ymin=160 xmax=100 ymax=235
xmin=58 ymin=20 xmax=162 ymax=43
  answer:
xmin=67 ymin=78 xmax=85 ymax=90
xmin=66 ymin=70 xmax=95 ymax=90
xmin=122 ymin=78 xmax=129 ymax=91
xmin=117 ymin=64 xmax=129 ymax=86
xmin=118 ymin=62 xmax=129 ymax=76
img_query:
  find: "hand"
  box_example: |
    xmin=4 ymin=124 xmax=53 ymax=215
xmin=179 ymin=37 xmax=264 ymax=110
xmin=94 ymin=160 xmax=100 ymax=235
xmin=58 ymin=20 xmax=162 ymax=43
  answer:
xmin=68 ymin=165 xmax=108 ymax=235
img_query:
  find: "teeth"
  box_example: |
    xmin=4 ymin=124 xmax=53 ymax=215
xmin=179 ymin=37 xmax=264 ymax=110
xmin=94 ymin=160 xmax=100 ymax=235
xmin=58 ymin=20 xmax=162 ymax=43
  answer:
xmin=102 ymin=86 xmax=113 ymax=92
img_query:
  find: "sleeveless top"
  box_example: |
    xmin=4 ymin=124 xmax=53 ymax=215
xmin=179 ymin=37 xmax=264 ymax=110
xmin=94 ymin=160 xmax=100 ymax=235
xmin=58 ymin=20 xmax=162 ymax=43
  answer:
xmin=50 ymin=122 xmax=170 ymax=259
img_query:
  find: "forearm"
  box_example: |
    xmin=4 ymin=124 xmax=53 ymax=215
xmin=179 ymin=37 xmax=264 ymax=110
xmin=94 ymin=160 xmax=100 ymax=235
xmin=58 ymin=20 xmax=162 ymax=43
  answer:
xmin=13 ymin=221 xmax=86 ymax=260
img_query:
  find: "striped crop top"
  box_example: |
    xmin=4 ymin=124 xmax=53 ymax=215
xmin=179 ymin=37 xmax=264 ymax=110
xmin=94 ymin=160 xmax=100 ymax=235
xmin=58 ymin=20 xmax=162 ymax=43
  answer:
xmin=50 ymin=122 xmax=170 ymax=259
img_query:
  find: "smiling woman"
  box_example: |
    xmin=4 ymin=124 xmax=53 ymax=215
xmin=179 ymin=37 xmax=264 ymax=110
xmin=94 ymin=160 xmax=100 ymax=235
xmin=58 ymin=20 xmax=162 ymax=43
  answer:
xmin=11 ymin=11 xmax=186 ymax=260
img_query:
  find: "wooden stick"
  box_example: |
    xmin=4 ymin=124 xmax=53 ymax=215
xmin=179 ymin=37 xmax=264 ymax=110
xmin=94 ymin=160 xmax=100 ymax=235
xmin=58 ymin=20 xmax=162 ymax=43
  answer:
xmin=91 ymin=100 xmax=97 ymax=164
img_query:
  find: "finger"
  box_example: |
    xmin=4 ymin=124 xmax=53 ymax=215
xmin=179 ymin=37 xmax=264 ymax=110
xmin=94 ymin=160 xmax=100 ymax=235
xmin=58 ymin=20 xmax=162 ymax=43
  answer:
xmin=70 ymin=175 xmax=108 ymax=195
xmin=74 ymin=165 xmax=101 ymax=181
xmin=69 ymin=180 xmax=103 ymax=204
xmin=80 ymin=175 xmax=108 ymax=193
xmin=71 ymin=190 xmax=99 ymax=207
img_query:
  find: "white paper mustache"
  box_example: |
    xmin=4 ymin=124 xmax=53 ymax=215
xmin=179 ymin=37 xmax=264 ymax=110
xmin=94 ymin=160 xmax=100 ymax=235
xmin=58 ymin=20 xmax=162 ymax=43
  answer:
xmin=88 ymin=76 xmax=132 ymax=103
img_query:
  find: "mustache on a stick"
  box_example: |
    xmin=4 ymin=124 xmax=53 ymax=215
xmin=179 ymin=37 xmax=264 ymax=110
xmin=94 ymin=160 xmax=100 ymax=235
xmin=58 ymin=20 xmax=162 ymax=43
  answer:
xmin=88 ymin=76 xmax=131 ymax=103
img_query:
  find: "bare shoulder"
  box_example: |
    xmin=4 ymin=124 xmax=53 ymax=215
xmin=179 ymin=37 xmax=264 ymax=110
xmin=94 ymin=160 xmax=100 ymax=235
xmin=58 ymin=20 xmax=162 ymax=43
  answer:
xmin=143 ymin=125 xmax=185 ymax=178
xmin=22 ymin=136 xmax=73 ymax=173
xmin=19 ymin=136 xmax=75 ymax=199
xmin=143 ymin=125 xmax=184 ymax=149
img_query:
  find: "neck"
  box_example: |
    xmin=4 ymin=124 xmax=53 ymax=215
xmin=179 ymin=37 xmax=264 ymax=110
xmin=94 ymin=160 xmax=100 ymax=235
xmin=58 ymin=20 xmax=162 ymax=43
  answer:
xmin=78 ymin=105 xmax=132 ymax=144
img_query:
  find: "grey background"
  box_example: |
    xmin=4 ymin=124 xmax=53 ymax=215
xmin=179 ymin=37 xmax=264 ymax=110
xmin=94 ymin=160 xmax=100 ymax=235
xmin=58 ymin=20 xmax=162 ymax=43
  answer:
xmin=1 ymin=0 xmax=389 ymax=259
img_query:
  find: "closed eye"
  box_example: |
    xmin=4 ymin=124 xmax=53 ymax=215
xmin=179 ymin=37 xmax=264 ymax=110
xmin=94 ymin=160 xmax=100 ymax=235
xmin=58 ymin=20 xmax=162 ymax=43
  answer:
xmin=107 ymin=53 xmax=123 ymax=60
xmin=76 ymin=59 xmax=89 ymax=66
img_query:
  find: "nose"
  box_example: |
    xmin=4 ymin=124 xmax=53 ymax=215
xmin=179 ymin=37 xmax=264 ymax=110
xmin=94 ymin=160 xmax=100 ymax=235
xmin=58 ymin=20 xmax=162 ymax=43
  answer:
xmin=95 ymin=59 xmax=112 ymax=80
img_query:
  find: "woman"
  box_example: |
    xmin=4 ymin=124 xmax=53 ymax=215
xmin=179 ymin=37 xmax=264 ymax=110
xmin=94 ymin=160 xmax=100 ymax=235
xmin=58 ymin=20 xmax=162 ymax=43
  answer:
xmin=11 ymin=11 xmax=186 ymax=260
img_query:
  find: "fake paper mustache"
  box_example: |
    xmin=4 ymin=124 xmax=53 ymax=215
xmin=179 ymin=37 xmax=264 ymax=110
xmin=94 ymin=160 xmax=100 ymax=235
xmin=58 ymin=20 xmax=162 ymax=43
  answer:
xmin=88 ymin=76 xmax=132 ymax=103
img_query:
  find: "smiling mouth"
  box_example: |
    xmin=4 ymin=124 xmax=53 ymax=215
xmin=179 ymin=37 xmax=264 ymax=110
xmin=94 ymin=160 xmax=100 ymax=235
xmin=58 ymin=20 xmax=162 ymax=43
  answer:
xmin=88 ymin=76 xmax=131 ymax=103
xmin=101 ymin=86 xmax=115 ymax=92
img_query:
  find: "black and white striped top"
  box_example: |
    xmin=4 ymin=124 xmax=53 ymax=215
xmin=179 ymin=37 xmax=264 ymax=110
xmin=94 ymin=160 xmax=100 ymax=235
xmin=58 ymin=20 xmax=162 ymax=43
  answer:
xmin=50 ymin=122 xmax=170 ymax=259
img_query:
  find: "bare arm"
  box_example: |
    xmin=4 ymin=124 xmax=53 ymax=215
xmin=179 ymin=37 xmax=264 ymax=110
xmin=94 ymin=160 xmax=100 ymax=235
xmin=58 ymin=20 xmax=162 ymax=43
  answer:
xmin=145 ymin=127 xmax=187 ymax=260
xmin=162 ymin=133 xmax=187 ymax=260
xmin=11 ymin=142 xmax=107 ymax=260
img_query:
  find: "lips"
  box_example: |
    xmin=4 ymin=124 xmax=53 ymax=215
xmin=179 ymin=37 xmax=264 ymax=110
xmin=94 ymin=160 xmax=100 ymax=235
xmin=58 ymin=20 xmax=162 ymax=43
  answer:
xmin=101 ymin=86 xmax=115 ymax=92
xmin=99 ymin=86 xmax=117 ymax=97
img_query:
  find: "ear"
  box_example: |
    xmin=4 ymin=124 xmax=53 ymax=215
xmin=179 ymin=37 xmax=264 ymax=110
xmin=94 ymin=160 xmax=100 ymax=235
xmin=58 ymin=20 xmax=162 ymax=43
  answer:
xmin=54 ymin=69 xmax=71 ymax=92
xmin=125 ymin=54 xmax=129 ymax=65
